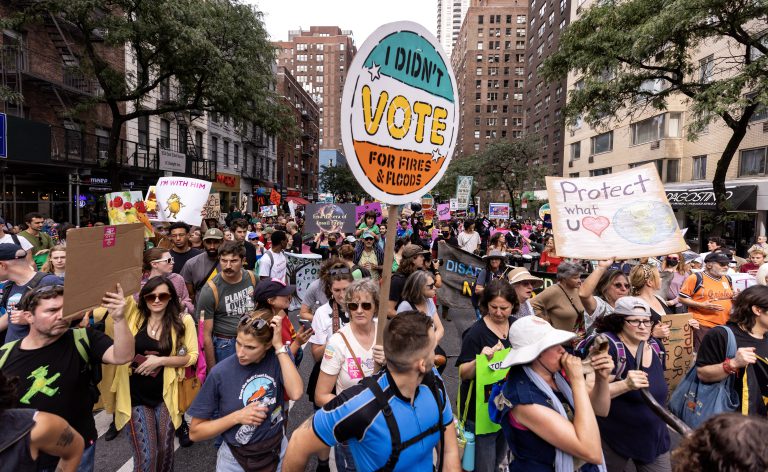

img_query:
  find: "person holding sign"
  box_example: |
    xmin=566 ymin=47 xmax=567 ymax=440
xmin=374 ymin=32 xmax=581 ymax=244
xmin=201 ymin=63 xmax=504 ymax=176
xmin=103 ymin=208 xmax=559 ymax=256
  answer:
xmin=456 ymin=280 xmax=517 ymax=472
xmin=587 ymin=297 xmax=672 ymax=471
xmin=489 ymin=316 xmax=612 ymax=472
xmin=578 ymin=259 xmax=631 ymax=328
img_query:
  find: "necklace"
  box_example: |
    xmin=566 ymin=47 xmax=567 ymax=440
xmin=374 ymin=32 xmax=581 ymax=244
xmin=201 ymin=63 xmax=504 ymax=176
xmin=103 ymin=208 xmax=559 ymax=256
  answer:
xmin=147 ymin=321 xmax=162 ymax=337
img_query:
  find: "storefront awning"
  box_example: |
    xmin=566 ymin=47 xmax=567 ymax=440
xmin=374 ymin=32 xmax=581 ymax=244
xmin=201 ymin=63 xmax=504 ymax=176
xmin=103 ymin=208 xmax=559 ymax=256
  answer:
xmin=285 ymin=196 xmax=310 ymax=205
xmin=665 ymin=185 xmax=757 ymax=210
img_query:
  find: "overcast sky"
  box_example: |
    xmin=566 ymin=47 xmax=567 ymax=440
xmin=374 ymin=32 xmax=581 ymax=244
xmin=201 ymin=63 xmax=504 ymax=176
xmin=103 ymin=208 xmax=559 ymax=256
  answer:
xmin=250 ymin=0 xmax=437 ymax=44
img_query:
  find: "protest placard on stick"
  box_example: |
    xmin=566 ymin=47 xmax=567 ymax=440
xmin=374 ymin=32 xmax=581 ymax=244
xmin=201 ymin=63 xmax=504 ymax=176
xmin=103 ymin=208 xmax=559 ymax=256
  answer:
xmin=63 ymin=224 xmax=144 ymax=320
xmin=203 ymin=193 xmax=221 ymax=221
xmin=154 ymin=177 xmax=212 ymax=226
xmin=660 ymin=313 xmax=694 ymax=394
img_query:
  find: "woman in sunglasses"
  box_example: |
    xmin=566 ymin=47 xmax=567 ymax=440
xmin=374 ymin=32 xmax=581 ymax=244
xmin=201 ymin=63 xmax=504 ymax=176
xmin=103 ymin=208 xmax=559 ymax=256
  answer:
xmin=111 ymin=276 xmax=199 ymax=472
xmin=660 ymin=252 xmax=690 ymax=314
xmin=314 ymin=279 xmax=385 ymax=472
xmin=628 ymin=264 xmax=671 ymax=339
xmin=396 ymin=270 xmax=445 ymax=343
xmin=578 ymin=258 xmax=632 ymax=329
xmin=189 ymin=309 xmax=303 ymax=471
xmin=590 ymin=296 xmax=672 ymax=471
xmin=141 ymin=248 xmax=194 ymax=314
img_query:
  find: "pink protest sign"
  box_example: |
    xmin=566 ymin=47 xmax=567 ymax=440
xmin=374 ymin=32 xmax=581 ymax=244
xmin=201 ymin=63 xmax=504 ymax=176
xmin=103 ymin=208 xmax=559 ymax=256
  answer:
xmin=355 ymin=202 xmax=383 ymax=224
xmin=437 ymin=203 xmax=451 ymax=221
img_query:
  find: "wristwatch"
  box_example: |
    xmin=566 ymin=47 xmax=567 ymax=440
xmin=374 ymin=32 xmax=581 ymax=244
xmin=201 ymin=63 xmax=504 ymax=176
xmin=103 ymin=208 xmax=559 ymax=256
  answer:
xmin=275 ymin=345 xmax=289 ymax=356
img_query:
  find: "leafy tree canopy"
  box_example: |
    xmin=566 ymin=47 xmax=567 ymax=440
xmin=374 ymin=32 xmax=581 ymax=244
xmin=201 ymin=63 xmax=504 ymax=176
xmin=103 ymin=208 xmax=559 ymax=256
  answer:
xmin=318 ymin=164 xmax=365 ymax=201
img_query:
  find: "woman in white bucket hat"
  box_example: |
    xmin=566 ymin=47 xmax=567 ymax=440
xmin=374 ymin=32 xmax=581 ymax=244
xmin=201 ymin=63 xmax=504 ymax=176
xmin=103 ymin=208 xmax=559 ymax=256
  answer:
xmin=490 ymin=316 xmax=613 ymax=472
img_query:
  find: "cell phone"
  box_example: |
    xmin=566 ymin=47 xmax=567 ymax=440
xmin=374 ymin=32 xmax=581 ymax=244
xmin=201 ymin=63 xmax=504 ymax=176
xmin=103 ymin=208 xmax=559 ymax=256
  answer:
xmin=299 ymin=319 xmax=312 ymax=331
xmin=131 ymin=354 xmax=159 ymax=377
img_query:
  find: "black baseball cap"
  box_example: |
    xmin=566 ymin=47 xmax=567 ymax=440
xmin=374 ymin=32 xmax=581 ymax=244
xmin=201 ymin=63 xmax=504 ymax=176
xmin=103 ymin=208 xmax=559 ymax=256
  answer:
xmin=253 ymin=279 xmax=295 ymax=302
xmin=0 ymin=243 xmax=26 ymax=261
xmin=704 ymin=251 xmax=732 ymax=265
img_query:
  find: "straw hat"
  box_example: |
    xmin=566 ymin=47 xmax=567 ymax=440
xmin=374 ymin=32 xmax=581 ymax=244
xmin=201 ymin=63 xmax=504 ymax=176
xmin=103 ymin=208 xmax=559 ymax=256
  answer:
xmin=500 ymin=316 xmax=576 ymax=368
xmin=507 ymin=267 xmax=544 ymax=288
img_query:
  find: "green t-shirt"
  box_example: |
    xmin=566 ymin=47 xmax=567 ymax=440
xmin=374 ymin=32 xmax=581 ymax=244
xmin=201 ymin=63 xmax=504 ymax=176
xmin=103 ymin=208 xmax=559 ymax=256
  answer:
xmin=357 ymin=223 xmax=380 ymax=235
xmin=196 ymin=270 xmax=257 ymax=337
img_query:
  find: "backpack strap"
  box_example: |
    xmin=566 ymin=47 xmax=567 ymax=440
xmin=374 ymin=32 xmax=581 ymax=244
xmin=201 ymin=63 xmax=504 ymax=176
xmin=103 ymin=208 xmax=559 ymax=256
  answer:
xmin=10 ymin=233 xmax=21 ymax=247
xmin=206 ymin=280 xmax=219 ymax=308
xmin=246 ymin=270 xmax=256 ymax=287
xmin=72 ymin=328 xmax=90 ymax=365
xmin=362 ymin=376 xmax=401 ymax=472
xmin=0 ymin=280 xmax=15 ymax=311
xmin=602 ymin=331 xmax=627 ymax=379
xmin=692 ymin=272 xmax=704 ymax=296
xmin=26 ymin=272 xmax=49 ymax=290
xmin=266 ymin=251 xmax=275 ymax=278
xmin=0 ymin=340 xmax=20 ymax=369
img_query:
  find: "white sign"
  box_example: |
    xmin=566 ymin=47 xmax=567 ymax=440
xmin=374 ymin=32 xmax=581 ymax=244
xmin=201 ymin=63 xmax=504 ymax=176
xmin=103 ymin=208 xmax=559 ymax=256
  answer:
xmin=546 ymin=164 xmax=687 ymax=259
xmin=340 ymin=22 xmax=459 ymax=205
xmin=153 ymin=177 xmax=212 ymax=226
xmin=159 ymin=148 xmax=186 ymax=173
xmin=285 ymin=253 xmax=322 ymax=311
xmin=449 ymin=198 xmax=458 ymax=211
xmin=456 ymin=176 xmax=473 ymax=210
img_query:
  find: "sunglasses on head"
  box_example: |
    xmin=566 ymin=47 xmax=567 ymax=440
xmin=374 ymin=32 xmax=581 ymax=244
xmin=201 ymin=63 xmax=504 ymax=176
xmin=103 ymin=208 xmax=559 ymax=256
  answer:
xmin=143 ymin=292 xmax=171 ymax=303
xmin=239 ymin=315 xmax=268 ymax=330
xmin=347 ymin=302 xmax=373 ymax=311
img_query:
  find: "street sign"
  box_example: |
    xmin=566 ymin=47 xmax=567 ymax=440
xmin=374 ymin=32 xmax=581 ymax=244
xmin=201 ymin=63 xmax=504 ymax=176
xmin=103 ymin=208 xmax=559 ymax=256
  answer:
xmin=0 ymin=113 xmax=7 ymax=158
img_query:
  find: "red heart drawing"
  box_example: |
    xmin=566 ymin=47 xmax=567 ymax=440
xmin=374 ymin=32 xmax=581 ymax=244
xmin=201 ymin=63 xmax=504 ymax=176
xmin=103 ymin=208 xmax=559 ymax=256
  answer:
xmin=582 ymin=216 xmax=610 ymax=237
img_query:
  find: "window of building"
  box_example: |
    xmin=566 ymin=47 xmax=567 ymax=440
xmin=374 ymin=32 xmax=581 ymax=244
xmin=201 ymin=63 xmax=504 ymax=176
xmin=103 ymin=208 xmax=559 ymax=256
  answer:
xmin=137 ymin=115 xmax=149 ymax=148
xmin=548 ymin=12 xmax=555 ymax=25
xmin=478 ymin=15 xmax=484 ymax=24
xmin=487 ymin=118 xmax=498 ymax=126
xmin=477 ymin=41 xmax=484 ymax=50
xmin=538 ymin=24 xmax=545 ymax=38
xmin=517 ymin=15 xmax=526 ymax=24
xmin=474 ymin=143 xmax=481 ymax=151
xmin=590 ymin=167 xmax=613 ymax=176
xmin=569 ymin=172 xmax=580 ymax=178
xmin=476 ymin=54 xmax=483 ymax=62
xmin=591 ymin=131 xmax=613 ymax=154
xmin=476 ymin=67 xmax=483 ymax=75
xmin=513 ymin=93 xmax=523 ymax=101
xmin=297 ymin=54 xmax=307 ymax=61
xmin=700 ymin=54 xmax=714 ymax=83
xmin=692 ymin=155 xmax=707 ymax=180
xmin=739 ymin=147 xmax=767 ymax=176
xmin=160 ymin=119 xmax=170 ymax=148
xmin=506 ymin=15 xmax=512 ymax=23
xmin=570 ymin=141 xmax=581 ymax=160
xmin=317 ymin=54 xmax=324 ymax=61
xmin=297 ymin=43 xmax=307 ymax=51
xmin=223 ymin=140 xmax=230 ymax=166
xmin=516 ymin=28 xmax=526 ymax=37
xmin=474 ymin=130 xmax=481 ymax=138
xmin=210 ymin=136 xmax=218 ymax=161
xmin=559 ymin=19 xmax=566 ymax=29
xmin=631 ymin=114 xmax=665 ymax=145
xmin=517 ymin=40 xmax=526 ymax=49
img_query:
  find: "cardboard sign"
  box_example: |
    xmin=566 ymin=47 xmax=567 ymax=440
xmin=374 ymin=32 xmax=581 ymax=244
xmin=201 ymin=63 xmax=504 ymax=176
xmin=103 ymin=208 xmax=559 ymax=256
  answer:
xmin=260 ymin=205 xmax=278 ymax=217
xmin=456 ymin=176 xmax=473 ymax=210
xmin=203 ymin=193 xmax=221 ymax=220
xmin=545 ymin=165 xmax=687 ymax=259
xmin=154 ymin=177 xmax=212 ymax=226
xmin=437 ymin=203 xmax=451 ymax=221
xmin=340 ymin=21 xmax=458 ymax=205
xmin=105 ymin=191 xmax=154 ymax=237
xmin=489 ymin=203 xmax=510 ymax=220
xmin=659 ymin=313 xmax=694 ymax=394
xmin=63 ymin=224 xmax=144 ymax=320
xmin=356 ymin=202 xmax=383 ymax=225
xmin=305 ymin=203 xmax=357 ymax=234
xmin=285 ymin=253 xmax=323 ymax=311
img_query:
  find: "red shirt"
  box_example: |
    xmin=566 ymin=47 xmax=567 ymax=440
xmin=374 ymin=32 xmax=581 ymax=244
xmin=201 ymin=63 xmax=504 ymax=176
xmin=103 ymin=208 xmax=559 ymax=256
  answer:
xmin=539 ymin=252 xmax=562 ymax=274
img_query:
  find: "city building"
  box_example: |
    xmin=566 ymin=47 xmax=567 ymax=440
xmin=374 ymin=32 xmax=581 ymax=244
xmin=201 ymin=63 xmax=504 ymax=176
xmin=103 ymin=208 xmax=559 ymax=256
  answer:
xmin=451 ymin=0 xmax=529 ymax=158
xmin=564 ymin=0 xmax=768 ymax=254
xmin=437 ymin=0 xmax=470 ymax=58
xmin=276 ymin=67 xmax=320 ymax=201
xmin=274 ymin=26 xmax=356 ymax=161
xmin=523 ymin=0 xmax=572 ymax=180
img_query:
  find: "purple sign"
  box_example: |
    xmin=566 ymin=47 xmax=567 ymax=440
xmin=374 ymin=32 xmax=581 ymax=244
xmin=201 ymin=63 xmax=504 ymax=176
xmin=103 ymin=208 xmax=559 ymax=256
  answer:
xmin=437 ymin=203 xmax=451 ymax=221
xmin=355 ymin=202 xmax=383 ymax=225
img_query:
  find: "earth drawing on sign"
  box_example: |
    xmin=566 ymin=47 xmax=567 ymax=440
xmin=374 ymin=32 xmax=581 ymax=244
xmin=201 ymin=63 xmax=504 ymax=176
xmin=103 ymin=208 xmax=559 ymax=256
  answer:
xmin=613 ymin=200 xmax=677 ymax=245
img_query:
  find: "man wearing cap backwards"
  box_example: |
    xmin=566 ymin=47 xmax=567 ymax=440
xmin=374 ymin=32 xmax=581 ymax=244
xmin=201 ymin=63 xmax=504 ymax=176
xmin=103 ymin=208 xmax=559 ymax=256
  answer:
xmin=181 ymin=227 xmax=224 ymax=302
xmin=353 ymin=231 xmax=384 ymax=280
xmin=490 ymin=316 xmax=613 ymax=472
xmin=199 ymin=241 xmax=258 ymax=368
xmin=507 ymin=267 xmax=544 ymax=319
xmin=0 ymin=244 xmax=62 ymax=342
xmin=679 ymin=251 xmax=736 ymax=350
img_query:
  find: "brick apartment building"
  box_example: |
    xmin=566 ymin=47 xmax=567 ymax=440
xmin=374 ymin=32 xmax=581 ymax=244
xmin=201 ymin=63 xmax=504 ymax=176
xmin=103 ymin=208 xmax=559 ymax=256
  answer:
xmin=274 ymin=26 xmax=356 ymax=158
xmin=452 ymin=0 xmax=529 ymax=160
xmin=276 ymin=67 xmax=320 ymax=200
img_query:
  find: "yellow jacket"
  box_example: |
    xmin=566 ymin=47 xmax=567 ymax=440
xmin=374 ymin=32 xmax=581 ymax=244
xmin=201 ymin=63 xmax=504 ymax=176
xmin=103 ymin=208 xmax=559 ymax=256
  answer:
xmin=110 ymin=301 xmax=199 ymax=431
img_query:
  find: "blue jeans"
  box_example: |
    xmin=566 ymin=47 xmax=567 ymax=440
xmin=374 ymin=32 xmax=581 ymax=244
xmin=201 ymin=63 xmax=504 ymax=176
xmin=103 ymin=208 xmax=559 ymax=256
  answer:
xmin=39 ymin=442 xmax=95 ymax=472
xmin=467 ymin=421 xmax=507 ymax=472
xmin=216 ymin=443 xmax=245 ymax=472
xmin=335 ymin=442 xmax=356 ymax=472
xmin=213 ymin=336 xmax=236 ymax=363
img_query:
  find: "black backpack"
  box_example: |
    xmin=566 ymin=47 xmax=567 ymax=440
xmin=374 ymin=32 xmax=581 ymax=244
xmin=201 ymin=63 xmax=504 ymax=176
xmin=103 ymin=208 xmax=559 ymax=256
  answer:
xmin=361 ymin=371 xmax=446 ymax=472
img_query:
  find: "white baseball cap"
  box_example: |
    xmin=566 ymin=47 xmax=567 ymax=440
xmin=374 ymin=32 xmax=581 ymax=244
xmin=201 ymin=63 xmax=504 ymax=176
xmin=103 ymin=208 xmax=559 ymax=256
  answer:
xmin=500 ymin=316 xmax=576 ymax=368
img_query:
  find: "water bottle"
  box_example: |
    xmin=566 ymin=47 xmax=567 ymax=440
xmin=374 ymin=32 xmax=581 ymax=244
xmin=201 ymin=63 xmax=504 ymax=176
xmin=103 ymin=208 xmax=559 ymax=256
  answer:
xmin=462 ymin=431 xmax=475 ymax=471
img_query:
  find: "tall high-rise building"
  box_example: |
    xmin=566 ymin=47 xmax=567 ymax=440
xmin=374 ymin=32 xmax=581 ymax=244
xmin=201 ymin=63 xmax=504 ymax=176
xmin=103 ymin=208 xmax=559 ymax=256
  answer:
xmin=523 ymin=0 xmax=571 ymax=180
xmin=275 ymin=27 xmax=356 ymax=156
xmin=437 ymin=0 xmax=470 ymax=58
xmin=452 ymin=0 xmax=529 ymax=160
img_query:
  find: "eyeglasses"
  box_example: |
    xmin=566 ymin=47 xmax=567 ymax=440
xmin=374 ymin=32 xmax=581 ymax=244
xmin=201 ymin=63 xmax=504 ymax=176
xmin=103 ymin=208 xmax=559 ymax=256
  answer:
xmin=239 ymin=315 xmax=268 ymax=330
xmin=143 ymin=292 xmax=172 ymax=303
xmin=426 ymin=283 xmax=436 ymax=289
xmin=347 ymin=302 xmax=373 ymax=311
xmin=624 ymin=319 xmax=653 ymax=327
xmin=152 ymin=257 xmax=174 ymax=264
xmin=613 ymin=282 xmax=631 ymax=289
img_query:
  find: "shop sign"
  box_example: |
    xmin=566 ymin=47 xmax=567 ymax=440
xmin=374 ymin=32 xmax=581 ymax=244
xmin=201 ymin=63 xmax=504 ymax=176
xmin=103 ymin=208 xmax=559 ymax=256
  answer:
xmin=159 ymin=148 xmax=186 ymax=172
xmin=665 ymin=186 xmax=757 ymax=211
xmin=216 ymin=173 xmax=238 ymax=188
xmin=0 ymin=113 xmax=6 ymax=158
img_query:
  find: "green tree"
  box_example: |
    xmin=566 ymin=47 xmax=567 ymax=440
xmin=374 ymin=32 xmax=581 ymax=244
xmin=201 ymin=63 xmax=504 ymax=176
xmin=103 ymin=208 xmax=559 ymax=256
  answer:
xmin=14 ymin=0 xmax=294 ymax=190
xmin=540 ymin=0 xmax=768 ymax=221
xmin=318 ymin=164 xmax=365 ymax=201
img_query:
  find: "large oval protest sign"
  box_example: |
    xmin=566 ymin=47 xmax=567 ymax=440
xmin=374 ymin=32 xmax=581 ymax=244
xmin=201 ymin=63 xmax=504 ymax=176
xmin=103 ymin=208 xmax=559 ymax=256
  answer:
xmin=341 ymin=22 xmax=458 ymax=205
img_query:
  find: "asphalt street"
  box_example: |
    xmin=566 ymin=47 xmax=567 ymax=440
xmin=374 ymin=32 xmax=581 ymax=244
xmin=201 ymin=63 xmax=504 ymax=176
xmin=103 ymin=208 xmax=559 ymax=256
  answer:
xmin=93 ymin=307 xmax=477 ymax=472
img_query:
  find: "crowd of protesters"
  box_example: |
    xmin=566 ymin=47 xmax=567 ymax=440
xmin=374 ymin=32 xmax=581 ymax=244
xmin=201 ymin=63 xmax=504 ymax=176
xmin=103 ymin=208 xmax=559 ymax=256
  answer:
xmin=0 ymin=205 xmax=766 ymax=472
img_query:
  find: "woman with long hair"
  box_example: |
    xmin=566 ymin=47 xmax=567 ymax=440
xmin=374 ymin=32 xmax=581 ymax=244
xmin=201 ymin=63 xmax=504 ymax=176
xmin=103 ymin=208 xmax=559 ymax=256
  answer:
xmin=189 ymin=310 xmax=303 ymax=471
xmin=538 ymin=235 xmax=562 ymax=274
xmin=41 ymin=244 xmax=66 ymax=279
xmin=142 ymin=247 xmax=194 ymax=314
xmin=628 ymin=264 xmax=672 ymax=339
xmin=314 ymin=279 xmax=385 ymax=471
xmin=590 ymin=297 xmax=672 ymax=471
xmin=456 ymin=280 xmax=519 ymax=472
xmin=397 ymin=270 xmax=445 ymax=342
xmin=660 ymin=252 xmax=690 ymax=313
xmin=112 ymin=276 xmax=198 ymax=472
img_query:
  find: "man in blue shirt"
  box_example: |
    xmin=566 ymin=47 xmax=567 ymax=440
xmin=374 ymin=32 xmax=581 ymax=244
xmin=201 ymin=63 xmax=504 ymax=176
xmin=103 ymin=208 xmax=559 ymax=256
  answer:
xmin=283 ymin=311 xmax=461 ymax=472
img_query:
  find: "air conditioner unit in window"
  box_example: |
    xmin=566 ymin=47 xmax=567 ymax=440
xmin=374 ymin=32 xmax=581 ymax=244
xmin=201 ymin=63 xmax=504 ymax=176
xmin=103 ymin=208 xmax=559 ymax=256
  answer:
xmin=650 ymin=140 xmax=660 ymax=149
xmin=568 ymin=161 xmax=573 ymax=168
xmin=98 ymin=150 xmax=108 ymax=161
xmin=588 ymin=155 xmax=594 ymax=163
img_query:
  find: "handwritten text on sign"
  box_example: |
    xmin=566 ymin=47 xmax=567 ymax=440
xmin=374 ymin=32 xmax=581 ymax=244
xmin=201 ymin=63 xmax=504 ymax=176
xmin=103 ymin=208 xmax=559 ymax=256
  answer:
xmin=341 ymin=22 xmax=458 ymax=205
xmin=545 ymin=165 xmax=687 ymax=259
xmin=660 ymin=313 xmax=694 ymax=395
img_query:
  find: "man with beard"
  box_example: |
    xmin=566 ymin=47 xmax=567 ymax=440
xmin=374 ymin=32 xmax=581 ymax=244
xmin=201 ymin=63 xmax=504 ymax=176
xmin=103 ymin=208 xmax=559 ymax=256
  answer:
xmin=679 ymin=251 xmax=736 ymax=350
xmin=181 ymin=228 xmax=224 ymax=303
xmin=168 ymin=222 xmax=202 ymax=274
xmin=198 ymin=241 xmax=257 ymax=367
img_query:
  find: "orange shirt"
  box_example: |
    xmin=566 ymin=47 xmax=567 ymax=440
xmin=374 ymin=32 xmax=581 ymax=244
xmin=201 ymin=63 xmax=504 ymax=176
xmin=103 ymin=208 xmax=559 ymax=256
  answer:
xmin=679 ymin=272 xmax=734 ymax=327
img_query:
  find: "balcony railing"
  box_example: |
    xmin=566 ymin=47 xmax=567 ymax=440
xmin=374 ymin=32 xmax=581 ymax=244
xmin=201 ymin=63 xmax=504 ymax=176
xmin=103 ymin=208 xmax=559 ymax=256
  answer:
xmin=3 ymin=46 xmax=102 ymax=96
